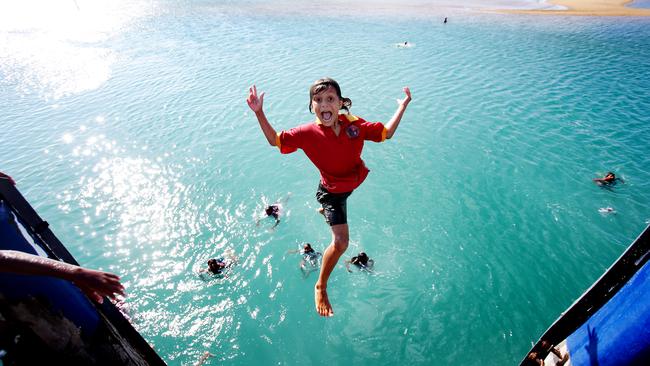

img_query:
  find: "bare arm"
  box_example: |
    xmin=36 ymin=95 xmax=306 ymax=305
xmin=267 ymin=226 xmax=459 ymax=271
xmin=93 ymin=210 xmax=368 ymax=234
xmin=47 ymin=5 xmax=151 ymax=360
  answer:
xmin=550 ymin=347 xmax=562 ymax=358
xmin=194 ymin=352 xmax=214 ymax=366
xmin=0 ymin=250 xmax=125 ymax=303
xmin=345 ymin=260 xmax=352 ymax=273
xmin=384 ymin=87 xmax=412 ymax=139
xmin=365 ymin=259 xmax=374 ymax=273
xmin=247 ymin=85 xmax=278 ymax=146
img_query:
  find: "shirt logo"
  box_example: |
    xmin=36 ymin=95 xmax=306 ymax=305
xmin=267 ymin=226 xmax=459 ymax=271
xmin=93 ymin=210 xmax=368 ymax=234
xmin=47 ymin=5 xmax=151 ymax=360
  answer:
xmin=346 ymin=125 xmax=360 ymax=139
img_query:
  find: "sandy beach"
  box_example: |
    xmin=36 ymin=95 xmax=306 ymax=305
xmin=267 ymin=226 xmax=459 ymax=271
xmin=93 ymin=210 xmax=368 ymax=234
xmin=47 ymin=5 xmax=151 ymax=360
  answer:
xmin=180 ymin=0 xmax=650 ymax=19
xmin=504 ymin=0 xmax=650 ymax=16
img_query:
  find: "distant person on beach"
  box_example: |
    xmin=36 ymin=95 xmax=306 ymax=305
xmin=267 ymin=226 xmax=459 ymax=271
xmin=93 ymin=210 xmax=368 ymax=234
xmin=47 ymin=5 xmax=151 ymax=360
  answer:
xmin=345 ymin=252 xmax=374 ymax=272
xmin=593 ymin=171 xmax=623 ymax=186
xmin=247 ymin=78 xmax=411 ymax=316
xmin=0 ymin=250 xmax=125 ymax=303
xmin=444 ymin=17 xmax=448 ymax=24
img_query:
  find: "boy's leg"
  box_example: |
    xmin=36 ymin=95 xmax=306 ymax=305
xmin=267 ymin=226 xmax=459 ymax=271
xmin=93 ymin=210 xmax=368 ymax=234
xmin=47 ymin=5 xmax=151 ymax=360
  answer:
xmin=315 ymin=223 xmax=349 ymax=317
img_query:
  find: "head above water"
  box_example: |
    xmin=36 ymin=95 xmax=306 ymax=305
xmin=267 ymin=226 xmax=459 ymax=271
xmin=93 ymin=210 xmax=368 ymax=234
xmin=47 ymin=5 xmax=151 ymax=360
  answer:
xmin=308 ymin=77 xmax=352 ymax=114
xmin=207 ymin=258 xmax=225 ymax=272
xmin=265 ymin=206 xmax=275 ymax=215
xmin=605 ymin=172 xmax=615 ymax=180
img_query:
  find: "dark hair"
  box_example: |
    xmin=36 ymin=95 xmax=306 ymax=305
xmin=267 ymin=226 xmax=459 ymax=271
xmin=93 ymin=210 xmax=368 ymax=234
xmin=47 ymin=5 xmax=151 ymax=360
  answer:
xmin=308 ymin=78 xmax=352 ymax=113
xmin=606 ymin=172 xmax=615 ymax=178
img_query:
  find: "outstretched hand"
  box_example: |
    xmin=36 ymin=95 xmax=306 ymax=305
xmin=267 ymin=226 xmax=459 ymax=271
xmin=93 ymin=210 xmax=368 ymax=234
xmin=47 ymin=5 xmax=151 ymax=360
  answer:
xmin=72 ymin=268 xmax=125 ymax=304
xmin=247 ymin=85 xmax=265 ymax=113
xmin=0 ymin=250 xmax=126 ymax=304
xmin=398 ymin=87 xmax=411 ymax=108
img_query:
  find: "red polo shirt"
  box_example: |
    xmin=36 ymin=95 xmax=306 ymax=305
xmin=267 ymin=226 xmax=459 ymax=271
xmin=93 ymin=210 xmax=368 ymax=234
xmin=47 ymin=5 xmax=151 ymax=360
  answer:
xmin=276 ymin=114 xmax=387 ymax=193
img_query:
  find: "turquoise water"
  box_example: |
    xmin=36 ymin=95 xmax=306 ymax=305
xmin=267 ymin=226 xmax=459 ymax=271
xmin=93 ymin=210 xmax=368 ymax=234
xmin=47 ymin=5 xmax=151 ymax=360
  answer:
xmin=2 ymin=1 xmax=650 ymax=365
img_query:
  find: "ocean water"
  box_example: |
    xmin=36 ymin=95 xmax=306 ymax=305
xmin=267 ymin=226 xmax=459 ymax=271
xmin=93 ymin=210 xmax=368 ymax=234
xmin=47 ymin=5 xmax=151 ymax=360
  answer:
xmin=1 ymin=1 xmax=650 ymax=365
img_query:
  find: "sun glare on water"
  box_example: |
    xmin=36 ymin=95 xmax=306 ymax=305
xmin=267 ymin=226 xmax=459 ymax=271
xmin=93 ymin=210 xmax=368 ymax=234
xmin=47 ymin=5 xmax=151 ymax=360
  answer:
xmin=0 ymin=0 xmax=153 ymax=99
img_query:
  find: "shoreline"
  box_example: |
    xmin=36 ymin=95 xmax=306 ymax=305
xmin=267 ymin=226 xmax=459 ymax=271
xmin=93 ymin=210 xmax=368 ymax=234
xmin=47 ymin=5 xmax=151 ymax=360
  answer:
xmin=501 ymin=0 xmax=650 ymax=16
xmin=193 ymin=1 xmax=650 ymax=19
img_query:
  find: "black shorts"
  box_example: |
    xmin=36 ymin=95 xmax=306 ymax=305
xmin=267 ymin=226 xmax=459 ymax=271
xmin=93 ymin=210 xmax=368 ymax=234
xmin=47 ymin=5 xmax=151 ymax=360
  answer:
xmin=316 ymin=183 xmax=352 ymax=226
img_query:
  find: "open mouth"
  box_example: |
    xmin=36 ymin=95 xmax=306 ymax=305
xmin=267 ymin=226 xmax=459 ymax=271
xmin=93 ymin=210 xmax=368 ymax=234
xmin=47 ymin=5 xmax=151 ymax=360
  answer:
xmin=321 ymin=111 xmax=333 ymax=122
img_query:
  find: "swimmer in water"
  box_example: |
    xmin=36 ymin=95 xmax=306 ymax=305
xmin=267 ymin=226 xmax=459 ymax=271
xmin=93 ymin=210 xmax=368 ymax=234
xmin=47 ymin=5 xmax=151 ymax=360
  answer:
xmin=257 ymin=193 xmax=292 ymax=229
xmin=288 ymin=243 xmax=323 ymax=277
xmin=593 ymin=172 xmax=623 ymax=186
xmin=345 ymin=252 xmax=374 ymax=272
xmin=598 ymin=207 xmax=616 ymax=214
xmin=265 ymin=204 xmax=281 ymax=228
xmin=200 ymin=253 xmax=237 ymax=277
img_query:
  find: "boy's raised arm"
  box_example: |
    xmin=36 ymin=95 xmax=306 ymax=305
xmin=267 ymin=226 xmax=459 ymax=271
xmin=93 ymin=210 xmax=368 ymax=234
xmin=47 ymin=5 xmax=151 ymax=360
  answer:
xmin=384 ymin=87 xmax=411 ymax=139
xmin=247 ymin=85 xmax=278 ymax=146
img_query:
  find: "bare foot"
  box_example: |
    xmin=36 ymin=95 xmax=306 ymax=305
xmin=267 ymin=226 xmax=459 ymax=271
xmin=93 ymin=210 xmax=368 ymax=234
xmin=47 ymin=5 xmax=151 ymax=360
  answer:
xmin=315 ymin=284 xmax=334 ymax=317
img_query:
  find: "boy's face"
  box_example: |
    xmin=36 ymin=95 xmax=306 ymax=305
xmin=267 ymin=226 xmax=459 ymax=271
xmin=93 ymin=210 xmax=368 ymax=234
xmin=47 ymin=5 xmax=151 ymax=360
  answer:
xmin=311 ymin=87 xmax=343 ymax=127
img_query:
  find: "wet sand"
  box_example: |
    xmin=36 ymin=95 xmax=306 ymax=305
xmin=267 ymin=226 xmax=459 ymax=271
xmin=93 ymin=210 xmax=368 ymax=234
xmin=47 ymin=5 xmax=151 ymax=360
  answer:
xmin=502 ymin=0 xmax=650 ymax=16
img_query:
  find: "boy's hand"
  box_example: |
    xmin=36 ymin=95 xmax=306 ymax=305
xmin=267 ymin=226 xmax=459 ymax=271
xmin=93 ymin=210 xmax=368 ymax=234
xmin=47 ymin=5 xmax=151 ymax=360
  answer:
xmin=247 ymin=85 xmax=265 ymax=113
xmin=72 ymin=267 xmax=125 ymax=304
xmin=398 ymin=87 xmax=411 ymax=108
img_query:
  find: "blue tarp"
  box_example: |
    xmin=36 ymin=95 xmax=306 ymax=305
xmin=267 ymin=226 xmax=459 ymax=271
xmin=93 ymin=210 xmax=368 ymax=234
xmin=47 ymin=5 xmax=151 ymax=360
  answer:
xmin=566 ymin=260 xmax=650 ymax=365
